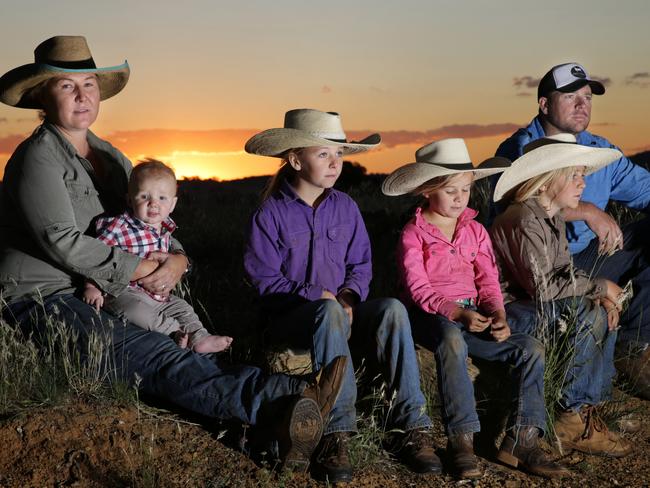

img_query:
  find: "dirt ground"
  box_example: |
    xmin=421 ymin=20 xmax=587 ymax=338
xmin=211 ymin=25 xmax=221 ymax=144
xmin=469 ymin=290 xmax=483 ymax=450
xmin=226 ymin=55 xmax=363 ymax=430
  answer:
xmin=1 ymin=356 xmax=650 ymax=488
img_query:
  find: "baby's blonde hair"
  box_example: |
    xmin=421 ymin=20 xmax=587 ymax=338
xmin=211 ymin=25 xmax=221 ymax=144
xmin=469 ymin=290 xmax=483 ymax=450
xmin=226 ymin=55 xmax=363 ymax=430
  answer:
xmin=129 ymin=158 xmax=177 ymax=197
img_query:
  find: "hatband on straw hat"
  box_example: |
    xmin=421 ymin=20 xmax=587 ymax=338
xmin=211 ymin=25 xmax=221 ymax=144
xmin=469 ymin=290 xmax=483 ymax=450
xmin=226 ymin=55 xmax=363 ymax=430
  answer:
xmin=493 ymin=133 xmax=622 ymax=202
xmin=0 ymin=36 xmax=129 ymax=109
xmin=244 ymin=108 xmax=380 ymax=157
xmin=381 ymin=138 xmax=510 ymax=196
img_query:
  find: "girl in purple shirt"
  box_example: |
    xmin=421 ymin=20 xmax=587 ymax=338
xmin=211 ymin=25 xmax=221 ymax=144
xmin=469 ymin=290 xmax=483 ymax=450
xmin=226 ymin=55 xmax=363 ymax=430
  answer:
xmin=244 ymin=109 xmax=440 ymax=483
xmin=383 ymin=138 xmax=567 ymax=479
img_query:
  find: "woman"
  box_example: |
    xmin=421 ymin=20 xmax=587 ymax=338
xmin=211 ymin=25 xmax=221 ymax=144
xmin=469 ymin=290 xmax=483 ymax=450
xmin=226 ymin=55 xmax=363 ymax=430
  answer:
xmin=0 ymin=36 xmax=347 ymax=472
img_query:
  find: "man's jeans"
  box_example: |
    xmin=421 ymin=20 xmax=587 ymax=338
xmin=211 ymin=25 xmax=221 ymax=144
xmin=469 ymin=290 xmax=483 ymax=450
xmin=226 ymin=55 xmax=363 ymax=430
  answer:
xmin=506 ymin=297 xmax=617 ymax=411
xmin=267 ymin=297 xmax=432 ymax=435
xmin=573 ymin=217 xmax=650 ymax=349
xmin=410 ymin=308 xmax=546 ymax=436
xmin=2 ymin=294 xmax=305 ymax=425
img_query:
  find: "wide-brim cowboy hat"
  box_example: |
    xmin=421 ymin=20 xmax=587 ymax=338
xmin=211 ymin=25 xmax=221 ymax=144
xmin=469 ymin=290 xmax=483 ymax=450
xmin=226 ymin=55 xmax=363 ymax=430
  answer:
xmin=381 ymin=138 xmax=510 ymax=196
xmin=245 ymin=108 xmax=380 ymax=157
xmin=0 ymin=35 xmax=129 ymax=109
xmin=493 ymin=133 xmax=622 ymax=202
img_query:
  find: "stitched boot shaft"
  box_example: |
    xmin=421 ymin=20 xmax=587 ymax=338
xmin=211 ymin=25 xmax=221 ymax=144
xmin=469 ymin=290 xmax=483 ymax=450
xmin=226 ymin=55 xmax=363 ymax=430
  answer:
xmin=496 ymin=426 xmax=570 ymax=478
xmin=312 ymin=432 xmax=353 ymax=483
xmin=301 ymin=355 xmax=348 ymax=422
xmin=387 ymin=429 xmax=442 ymax=474
xmin=446 ymin=433 xmax=482 ymax=480
xmin=554 ymin=407 xmax=633 ymax=457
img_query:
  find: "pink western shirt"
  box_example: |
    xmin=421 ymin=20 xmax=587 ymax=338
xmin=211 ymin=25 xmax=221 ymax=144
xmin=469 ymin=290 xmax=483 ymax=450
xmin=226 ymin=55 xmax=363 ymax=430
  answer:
xmin=397 ymin=207 xmax=504 ymax=320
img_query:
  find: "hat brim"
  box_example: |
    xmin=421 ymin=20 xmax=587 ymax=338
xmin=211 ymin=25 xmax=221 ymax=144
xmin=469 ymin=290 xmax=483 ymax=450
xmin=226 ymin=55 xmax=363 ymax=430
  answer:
xmin=382 ymin=156 xmax=510 ymax=196
xmin=493 ymin=144 xmax=621 ymax=202
xmin=0 ymin=61 xmax=130 ymax=108
xmin=245 ymin=128 xmax=380 ymax=157
xmin=557 ymin=78 xmax=605 ymax=96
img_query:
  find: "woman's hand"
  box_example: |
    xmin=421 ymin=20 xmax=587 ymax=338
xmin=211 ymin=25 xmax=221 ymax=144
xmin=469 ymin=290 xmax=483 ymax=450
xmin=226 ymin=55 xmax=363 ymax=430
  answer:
xmin=137 ymin=252 xmax=189 ymax=296
xmin=83 ymin=281 xmax=104 ymax=311
xmin=600 ymin=296 xmax=620 ymax=331
xmin=604 ymin=279 xmax=624 ymax=312
xmin=336 ymin=289 xmax=358 ymax=326
xmin=453 ymin=308 xmax=492 ymax=333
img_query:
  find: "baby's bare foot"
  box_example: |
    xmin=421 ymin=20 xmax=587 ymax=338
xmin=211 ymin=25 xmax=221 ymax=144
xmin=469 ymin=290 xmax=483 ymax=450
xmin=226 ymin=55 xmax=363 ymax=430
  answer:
xmin=193 ymin=335 xmax=233 ymax=354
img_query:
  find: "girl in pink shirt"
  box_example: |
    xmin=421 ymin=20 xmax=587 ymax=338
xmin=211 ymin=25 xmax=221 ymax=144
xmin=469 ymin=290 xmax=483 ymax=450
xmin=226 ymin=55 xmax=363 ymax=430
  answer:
xmin=383 ymin=138 xmax=567 ymax=480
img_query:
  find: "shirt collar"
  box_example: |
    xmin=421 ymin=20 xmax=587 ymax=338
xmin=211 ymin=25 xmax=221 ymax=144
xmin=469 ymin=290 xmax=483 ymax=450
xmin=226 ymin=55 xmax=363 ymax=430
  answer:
xmin=124 ymin=211 xmax=177 ymax=235
xmin=531 ymin=115 xmax=590 ymax=145
xmin=414 ymin=206 xmax=478 ymax=237
xmin=42 ymin=121 xmax=106 ymax=159
xmin=278 ymin=178 xmax=334 ymax=205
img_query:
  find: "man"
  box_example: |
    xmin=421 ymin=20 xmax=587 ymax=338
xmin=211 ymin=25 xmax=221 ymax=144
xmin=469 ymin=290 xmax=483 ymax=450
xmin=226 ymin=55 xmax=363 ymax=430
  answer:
xmin=493 ymin=62 xmax=650 ymax=399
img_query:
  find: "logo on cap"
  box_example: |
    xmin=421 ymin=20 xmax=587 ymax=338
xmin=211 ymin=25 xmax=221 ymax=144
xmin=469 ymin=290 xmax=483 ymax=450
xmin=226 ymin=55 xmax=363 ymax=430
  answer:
xmin=570 ymin=65 xmax=587 ymax=79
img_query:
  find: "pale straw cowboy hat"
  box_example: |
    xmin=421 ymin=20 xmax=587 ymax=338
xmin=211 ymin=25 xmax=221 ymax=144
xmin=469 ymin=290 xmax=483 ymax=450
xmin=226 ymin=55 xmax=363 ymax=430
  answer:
xmin=381 ymin=138 xmax=510 ymax=196
xmin=0 ymin=35 xmax=129 ymax=109
xmin=493 ymin=133 xmax=622 ymax=202
xmin=244 ymin=108 xmax=381 ymax=157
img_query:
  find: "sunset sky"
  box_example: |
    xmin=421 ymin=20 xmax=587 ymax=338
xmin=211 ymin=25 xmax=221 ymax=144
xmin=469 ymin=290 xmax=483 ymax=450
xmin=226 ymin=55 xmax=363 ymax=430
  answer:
xmin=1 ymin=0 xmax=649 ymax=180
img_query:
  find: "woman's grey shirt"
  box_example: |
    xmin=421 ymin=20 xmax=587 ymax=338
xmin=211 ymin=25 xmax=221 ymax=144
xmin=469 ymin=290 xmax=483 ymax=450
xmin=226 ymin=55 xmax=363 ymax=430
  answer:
xmin=0 ymin=122 xmax=142 ymax=303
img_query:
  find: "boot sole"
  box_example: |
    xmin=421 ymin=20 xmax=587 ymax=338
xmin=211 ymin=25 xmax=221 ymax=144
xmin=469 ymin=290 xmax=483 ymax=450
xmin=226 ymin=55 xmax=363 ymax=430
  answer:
xmin=496 ymin=449 xmax=570 ymax=479
xmin=559 ymin=439 xmax=633 ymax=458
xmin=281 ymin=397 xmax=323 ymax=472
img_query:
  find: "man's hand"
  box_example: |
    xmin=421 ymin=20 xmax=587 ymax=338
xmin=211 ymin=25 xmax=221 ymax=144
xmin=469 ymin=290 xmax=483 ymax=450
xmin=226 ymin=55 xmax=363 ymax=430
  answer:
xmin=565 ymin=202 xmax=623 ymax=255
xmin=604 ymin=279 xmax=624 ymax=311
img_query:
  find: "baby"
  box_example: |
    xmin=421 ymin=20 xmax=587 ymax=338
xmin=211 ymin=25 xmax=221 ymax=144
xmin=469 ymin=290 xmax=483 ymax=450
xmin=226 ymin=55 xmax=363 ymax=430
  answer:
xmin=83 ymin=159 xmax=232 ymax=353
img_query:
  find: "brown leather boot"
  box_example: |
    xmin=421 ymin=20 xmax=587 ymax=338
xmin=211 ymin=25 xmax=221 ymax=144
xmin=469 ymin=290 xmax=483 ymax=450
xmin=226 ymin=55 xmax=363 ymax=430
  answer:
xmin=446 ymin=433 xmax=482 ymax=480
xmin=301 ymin=355 xmax=348 ymax=421
xmin=387 ymin=429 xmax=442 ymax=474
xmin=278 ymin=397 xmax=323 ymax=472
xmin=615 ymin=346 xmax=650 ymax=400
xmin=312 ymin=432 xmax=353 ymax=483
xmin=496 ymin=426 xmax=570 ymax=478
xmin=554 ymin=406 xmax=633 ymax=457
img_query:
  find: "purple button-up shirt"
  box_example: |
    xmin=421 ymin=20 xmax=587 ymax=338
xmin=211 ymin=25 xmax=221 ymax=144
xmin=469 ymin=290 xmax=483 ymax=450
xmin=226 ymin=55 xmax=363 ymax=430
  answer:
xmin=244 ymin=181 xmax=372 ymax=307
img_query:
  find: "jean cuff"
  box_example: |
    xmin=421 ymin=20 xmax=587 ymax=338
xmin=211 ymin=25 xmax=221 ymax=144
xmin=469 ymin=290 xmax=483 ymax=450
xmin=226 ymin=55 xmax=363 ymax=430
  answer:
xmin=508 ymin=416 xmax=547 ymax=435
xmin=445 ymin=420 xmax=481 ymax=436
xmin=324 ymin=424 xmax=358 ymax=436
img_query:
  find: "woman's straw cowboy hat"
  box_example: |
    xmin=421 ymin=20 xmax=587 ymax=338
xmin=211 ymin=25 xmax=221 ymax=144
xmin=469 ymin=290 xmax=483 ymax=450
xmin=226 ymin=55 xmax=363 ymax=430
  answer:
xmin=245 ymin=108 xmax=380 ymax=157
xmin=0 ymin=35 xmax=129 ymax=109
xmin=493 ymin=133 xmax=622 ymax=202
xmin=382 ymin=138 xmax=510 ymax=196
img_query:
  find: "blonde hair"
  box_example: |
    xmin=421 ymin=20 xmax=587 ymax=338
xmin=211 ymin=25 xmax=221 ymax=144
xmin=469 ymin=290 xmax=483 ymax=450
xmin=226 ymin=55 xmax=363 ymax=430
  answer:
xmin=412 ymin=172 xmax=475 ymax=197
xmin=261 ymin=149 xmax=301 ymax=201
xmin=129 ymin=158 xmax=177 ymax=197
xmin=513 ymin=166 xmax=577 ymax=202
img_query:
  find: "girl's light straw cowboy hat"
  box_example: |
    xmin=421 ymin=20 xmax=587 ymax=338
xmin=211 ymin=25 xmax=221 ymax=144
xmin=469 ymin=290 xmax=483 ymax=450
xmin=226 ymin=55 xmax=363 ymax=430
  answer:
xmin=381 ymin=138 xmax=510 ymax=196
xmin=0 ymin=35 xmax=129 ymax=109
xmin=245 ymin=108 xmax=380 ymax=157
xmin=493 ymin=133 xmax=622 ymax=202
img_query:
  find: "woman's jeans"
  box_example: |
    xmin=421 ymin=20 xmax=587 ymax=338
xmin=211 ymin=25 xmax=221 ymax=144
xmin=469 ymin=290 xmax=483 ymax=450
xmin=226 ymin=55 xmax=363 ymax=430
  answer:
xmin=2 ymin=294 xmax=305 ymax=425
xmin=506 ymin=297 xmax=617 ymax=411
xmin=266 ymin=297 xmax=432 ymax=435
xmin=410 ymin=308 xmax=546 ymax=436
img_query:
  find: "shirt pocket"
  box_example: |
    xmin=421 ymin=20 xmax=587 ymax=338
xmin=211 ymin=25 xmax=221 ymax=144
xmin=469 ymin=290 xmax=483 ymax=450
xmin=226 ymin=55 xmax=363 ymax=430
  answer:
xmin=327 ymin=224 xmax=351 ymax=264
xmin=278 ymin=229 xmax=312 ymax=272
xmin=422 ymin=241 xmax=452 ymax=275
xmin=65 ymin=181 xmax=103 ymax=229
xmin=456 ymin=244 xmax=479 ymax=274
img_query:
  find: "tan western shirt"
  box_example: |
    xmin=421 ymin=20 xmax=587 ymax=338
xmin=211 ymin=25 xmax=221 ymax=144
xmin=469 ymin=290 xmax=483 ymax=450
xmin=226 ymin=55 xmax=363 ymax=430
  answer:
xmin=489 ymin=199 xmax=606 ymax=304
xmin=0 ymin=122 xmax=171 ymax=303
